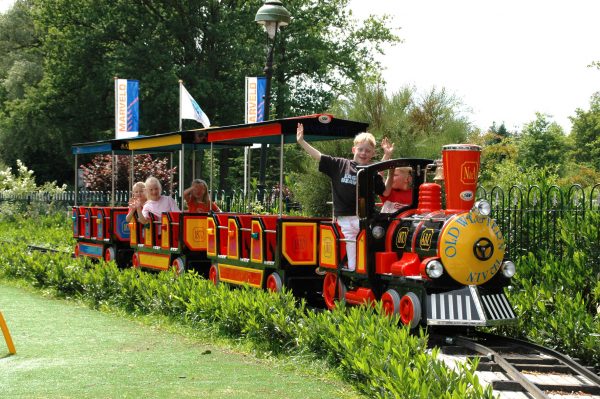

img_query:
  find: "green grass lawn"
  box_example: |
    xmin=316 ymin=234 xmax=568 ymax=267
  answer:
xmin=0 ymin=283 xmax=361 ymax=399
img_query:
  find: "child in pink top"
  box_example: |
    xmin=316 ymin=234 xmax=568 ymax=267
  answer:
xmin=135 ymin=176 xmax=180 ymax=225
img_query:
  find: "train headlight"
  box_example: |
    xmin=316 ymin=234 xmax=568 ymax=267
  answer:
xmin=501 ymin=261 xmax=516 ymax=278
xmin=372 ymin=225 xmax=386 ymax=239
xmin=473 ymin=200 xmax=491 ymax=216
xmin=426 ymin=260 xmax=444 ymax=279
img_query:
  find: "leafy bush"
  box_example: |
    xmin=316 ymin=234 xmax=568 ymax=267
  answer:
xmin=299 ymin=304 xmax=493 ymax=398
xmin=0 ymin=160 xmax=67 ymax=220
xmin=80 ymin=154 xmax=177 ymax=192
xmin=0 ymin=211 xmax=74 ymax=252
xmin=482 ymin=159 xmax=559 ymax=193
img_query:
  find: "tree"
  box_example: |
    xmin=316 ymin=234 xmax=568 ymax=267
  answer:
xmin=81 ymin=154 xmax=177 ymax=192
xmin=0 ymin=0 xmax=399 ymax=188
xmin=516 ymin=113 xmax=569 ymax=172
xmin=469 ymin=123 xmax=518 ymax=184
xmin=329 ymin=82 xmax=471 ymax=158
xmin=0 ymin=1 xmax=49 ymax=182
xmin=569 ymin=92 xmax=600 ymax=170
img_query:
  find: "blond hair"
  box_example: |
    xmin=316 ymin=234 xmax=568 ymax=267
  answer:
xmin=132 ymin=181 xmax=145 ymax=192
xmin=353 ymin=132 xmax=376 ymax=148
xmin=395 ymin=167 xmax=412 ymax=174
xmin=144 ymin=176 xmax=162 ymax=192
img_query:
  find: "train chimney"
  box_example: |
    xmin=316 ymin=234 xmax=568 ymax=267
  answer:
xmin=417 ymin=183 xmax=442 ymax=213
xmin=442 ymin=144 xmax=481 ymax=212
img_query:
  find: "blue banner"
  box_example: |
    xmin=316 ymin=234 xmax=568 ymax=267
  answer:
xmin=115 ymin=78 xmax=139 ymax=139
xmin=127 ymin=80 xmax=139 ymax=133
xmin=256 ymin=77 xmax=266 ymax=122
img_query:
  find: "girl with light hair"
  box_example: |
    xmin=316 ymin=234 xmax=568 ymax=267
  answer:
xmin=125 ymin=181 xmax=147 ymax=222
xmin=135 ymin=176 xmax=180 ymax=224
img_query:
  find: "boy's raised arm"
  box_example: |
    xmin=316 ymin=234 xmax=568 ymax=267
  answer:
xmin=381 ymin=137 xmax=394 ymax=161
xmin=382 ymin=170 xmax=394 ymax=197
xmin=296 ymin=123 xmax=322 ymax=161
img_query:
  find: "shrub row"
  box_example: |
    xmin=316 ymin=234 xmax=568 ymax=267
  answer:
xmin=0 ymin=243 xmax=493 ymax=399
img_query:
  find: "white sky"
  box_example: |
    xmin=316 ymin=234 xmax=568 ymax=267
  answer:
xmin=0 ymin=0 xmax=12 ymax=13
xmin=350 ymin=0 xmax=600 ymax=133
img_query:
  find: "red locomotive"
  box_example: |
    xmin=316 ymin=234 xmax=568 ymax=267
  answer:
xmin=72 ymin=115 xmax=517 ymax=329
xmin=318 ymin=145 xmax=516 ymax=328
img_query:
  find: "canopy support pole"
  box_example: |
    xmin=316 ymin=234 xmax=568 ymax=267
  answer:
xmin=279 ymin=134 xmax=284 ymax=217
xmin=179 ymin=146 xmax=185 ymax=208
xmin=74 ymin=154 xmax=78 ymax=206
xmin=111 ymin=151 xmax=115 ymax=206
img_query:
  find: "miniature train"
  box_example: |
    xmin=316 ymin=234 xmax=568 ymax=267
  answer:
xmin=72 ymin=114 xmax=517 ymax=329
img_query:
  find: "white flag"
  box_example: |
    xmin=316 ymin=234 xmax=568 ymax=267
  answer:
xmin=180 ymin=84 xmax=211 ymax=128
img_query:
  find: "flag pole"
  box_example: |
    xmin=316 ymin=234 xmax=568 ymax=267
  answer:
xmin=178 ymin=79 xmax=183 ymax=131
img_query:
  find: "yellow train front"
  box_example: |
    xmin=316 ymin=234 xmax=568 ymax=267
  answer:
xmin=317 ymin=144 xmax=517 ymax=329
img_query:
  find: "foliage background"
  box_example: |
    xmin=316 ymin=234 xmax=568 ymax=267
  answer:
xmin=0 ymin=0 xmax=399 ymax=188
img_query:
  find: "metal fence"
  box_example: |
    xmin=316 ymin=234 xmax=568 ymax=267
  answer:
xmin=0 ymin=188 xmax=300 ymax=214
xmin=1 ymin=184 xmax=598 ymax=259
xmin=477 ymin=184 xmax=600 ymax=260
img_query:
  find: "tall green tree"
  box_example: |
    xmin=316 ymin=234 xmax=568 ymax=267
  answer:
xmin=569 ymin=92 xmax=600 ymax=170
xmin=516 ymin=113 xmax=569 ymax=171
xmin=0 ymin=0 xmax=399 ymax=187
xmin=471 ymin=123 xmax=518 ymax=185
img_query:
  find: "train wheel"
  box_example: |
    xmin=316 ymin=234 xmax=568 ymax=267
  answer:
xmin=104 ymin=246 xmax=116 ymax=263
xmin=381 ymin=289 xmax=401 ymax=316
xmin=266 ymin=272 xmax=282 ymax=293
xmin=170 ymin=257 xmax=185 ymax=276
xmin=209 ymin=264 xmax=219 ymax=286
xmin=323 ymin=273 xmax=346 ymax=310
xmin=399 ymin=292 xmax=422 ymax=329
xmin=132 ymin=252 xmax=140 ymax=269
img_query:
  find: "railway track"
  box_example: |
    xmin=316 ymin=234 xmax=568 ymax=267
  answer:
xmin=431 ymin=332 xmax=600 ymax=399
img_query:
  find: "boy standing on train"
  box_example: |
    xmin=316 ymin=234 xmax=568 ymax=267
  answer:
xmin=296 ymin=123 xmax=393 ymax=271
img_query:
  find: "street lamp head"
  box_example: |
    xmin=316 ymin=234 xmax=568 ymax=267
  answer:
xmin=255 ymin=0 xmax=291 ymax=39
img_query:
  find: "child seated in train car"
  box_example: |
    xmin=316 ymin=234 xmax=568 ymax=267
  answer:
xmin=136 ymin=176 xmax=180 ymax=225
xmin=296 ymin=123 xmax=393 ymax=271
xmin=183 ymin=178 xmax=221 ymax=212
xmin=380 ymin=166 xmax=413 ymax=213
xmin=126 ymin=181 xmax=147 ymax=222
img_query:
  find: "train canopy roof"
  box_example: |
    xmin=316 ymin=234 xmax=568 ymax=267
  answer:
xmin=71 ymin=114 xmax=369 ymax=154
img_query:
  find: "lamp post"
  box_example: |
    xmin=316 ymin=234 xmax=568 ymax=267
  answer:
xmin=255 ymin=0 xmax=291 ymax=202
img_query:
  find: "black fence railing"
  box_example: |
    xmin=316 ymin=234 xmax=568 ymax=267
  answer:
xmin=477 ymin=184 xmax=600 ymax=260
xmin=0 ymin=188 xmax=301 ymax=214
xmin=1 ymin=184 xmax=598 ymax=260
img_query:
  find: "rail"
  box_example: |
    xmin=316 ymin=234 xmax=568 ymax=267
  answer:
xmin=432 ymin=331 xmax=600 ymax=398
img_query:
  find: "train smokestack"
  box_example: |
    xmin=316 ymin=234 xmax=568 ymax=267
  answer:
xmin=442 ymin=144 xmax=481 ymax=212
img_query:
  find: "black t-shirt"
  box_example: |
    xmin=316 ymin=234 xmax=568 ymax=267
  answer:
xmin=319 ymin=155 xmax=385 ymax=216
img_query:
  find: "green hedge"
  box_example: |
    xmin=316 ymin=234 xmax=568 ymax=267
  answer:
xmin=0 ymin=241 xmax=493 ymax=399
